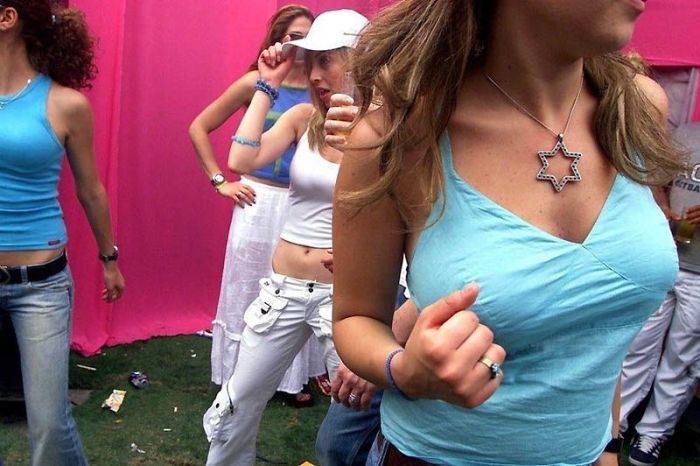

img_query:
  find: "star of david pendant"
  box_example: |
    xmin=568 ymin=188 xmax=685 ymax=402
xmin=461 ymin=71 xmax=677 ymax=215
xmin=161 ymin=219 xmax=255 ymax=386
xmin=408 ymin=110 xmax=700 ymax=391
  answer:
xmin=536 ymin=134 xmax=582 ymax=193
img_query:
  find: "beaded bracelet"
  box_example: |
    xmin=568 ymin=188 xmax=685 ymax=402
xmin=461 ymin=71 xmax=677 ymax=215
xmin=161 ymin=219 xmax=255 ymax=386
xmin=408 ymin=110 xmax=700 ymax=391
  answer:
xmin=231 ymin=135 xmax=261 ymax=147
xmin=385 ymin=348 xmax=413 ymax=401
xmin=255 ymin=79 xmax=279 ymax=105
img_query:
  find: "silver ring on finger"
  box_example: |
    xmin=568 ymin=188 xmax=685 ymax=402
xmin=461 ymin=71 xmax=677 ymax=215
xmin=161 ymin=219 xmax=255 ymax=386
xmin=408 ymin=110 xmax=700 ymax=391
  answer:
xmin=478 ymin=356 xmax=501 ymax=379
xmin=348 ymin=393 xmax=360 ymax=405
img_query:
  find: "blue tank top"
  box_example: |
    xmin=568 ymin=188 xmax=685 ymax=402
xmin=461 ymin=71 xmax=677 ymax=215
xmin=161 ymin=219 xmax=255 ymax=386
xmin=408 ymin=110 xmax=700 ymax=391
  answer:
xmin=382 ymin=132 xmax=678 ymax=466
xmin=0 ymin=74 xmax=67 ymax=251
xmin=250 ymin=85 xmax=310 ymax=185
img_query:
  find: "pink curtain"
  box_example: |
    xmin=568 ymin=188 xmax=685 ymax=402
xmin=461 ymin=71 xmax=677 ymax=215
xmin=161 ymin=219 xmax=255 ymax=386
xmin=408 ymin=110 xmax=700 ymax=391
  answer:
xmin=627 ymin=0 xmax=700 ymax=121
xmin=65 ymin=1 xmax=393 ymax=355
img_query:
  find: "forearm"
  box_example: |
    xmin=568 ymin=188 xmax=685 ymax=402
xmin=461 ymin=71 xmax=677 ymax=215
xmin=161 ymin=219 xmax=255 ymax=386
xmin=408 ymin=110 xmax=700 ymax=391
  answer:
xmin=76 ymin=184 xmax=116 ymax=255
xmin=334 ymin=316 xmax=403 ymax=389
xmin=188 ymin=123 xmax=227 ymax=179
xmin=227 ymin=91 xmax=273 ymax=174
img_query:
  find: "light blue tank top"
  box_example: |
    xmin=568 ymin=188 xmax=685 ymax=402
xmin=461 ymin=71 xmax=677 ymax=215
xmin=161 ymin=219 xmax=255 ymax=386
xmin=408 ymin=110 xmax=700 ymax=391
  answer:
xmin=0 ymin=74 xmax=67 ymax=251
xmin=250 ymin=85 xmax=310 ymax=185
xmin=381 ymin=132 xmax=678 ymax=466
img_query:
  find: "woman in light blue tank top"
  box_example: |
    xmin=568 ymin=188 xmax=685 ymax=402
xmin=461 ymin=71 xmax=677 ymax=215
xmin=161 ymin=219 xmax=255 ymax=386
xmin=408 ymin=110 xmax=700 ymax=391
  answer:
xmin=0 ymin=2 xmax=124 ymax=465
xmin=329 ymin=1 xmax=686 ymax=466
xmin=188 ymin=5 xmax=326 ymax=408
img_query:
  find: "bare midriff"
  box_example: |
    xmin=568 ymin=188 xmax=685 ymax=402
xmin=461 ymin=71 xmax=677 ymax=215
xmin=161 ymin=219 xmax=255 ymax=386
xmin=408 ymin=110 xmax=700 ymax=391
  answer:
xmin=244 ymin=174 xmax=289 ymax=189
xmin=271 ymin=239 xmax=333 ymax=284
xmin=0 ymin=248 xmax=65 ymax=267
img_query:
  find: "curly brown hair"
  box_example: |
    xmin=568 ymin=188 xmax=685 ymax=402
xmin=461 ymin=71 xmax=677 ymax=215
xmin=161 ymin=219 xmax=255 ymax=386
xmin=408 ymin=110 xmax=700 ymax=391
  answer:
xmin=2 ymin=0 xmax=97 ymax=89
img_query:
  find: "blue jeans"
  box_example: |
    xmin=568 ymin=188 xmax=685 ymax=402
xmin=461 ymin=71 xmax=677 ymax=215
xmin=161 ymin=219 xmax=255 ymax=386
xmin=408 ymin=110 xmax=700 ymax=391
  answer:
xmin=315 ymin=390 xmax=383 ymax=466
xmin=0 ymin=267 xmax=88 ymax=466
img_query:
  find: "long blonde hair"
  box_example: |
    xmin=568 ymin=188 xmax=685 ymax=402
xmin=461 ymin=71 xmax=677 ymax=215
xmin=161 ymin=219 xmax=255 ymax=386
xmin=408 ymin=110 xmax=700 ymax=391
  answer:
xmin=340 ymin=0 xmax=686 ymax=224
xmin=306 ymin=47 xmax=352 ymax=151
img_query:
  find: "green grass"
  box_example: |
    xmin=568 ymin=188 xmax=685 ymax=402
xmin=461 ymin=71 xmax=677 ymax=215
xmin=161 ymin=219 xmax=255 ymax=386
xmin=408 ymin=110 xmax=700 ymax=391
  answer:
xmin=0 ymin=335 xmax=698 ymax=465
xmin=0 ymin=336 xmax=328 ymax=466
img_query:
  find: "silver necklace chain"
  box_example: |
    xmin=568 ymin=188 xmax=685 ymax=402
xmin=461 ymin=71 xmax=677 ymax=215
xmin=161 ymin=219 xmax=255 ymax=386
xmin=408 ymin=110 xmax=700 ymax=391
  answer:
xmin=485 ymin=73 xmax=584 ymax=141
xmin=484 ymin=73 xmax=585 ymax=193
xmin=0 ymin=78 xmax=33 ymax=110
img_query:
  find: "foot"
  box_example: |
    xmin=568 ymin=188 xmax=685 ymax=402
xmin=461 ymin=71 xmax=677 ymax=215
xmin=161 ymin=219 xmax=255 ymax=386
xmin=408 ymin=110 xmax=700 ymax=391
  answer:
xmin=629 ymin=435 xmax=666 ymax=466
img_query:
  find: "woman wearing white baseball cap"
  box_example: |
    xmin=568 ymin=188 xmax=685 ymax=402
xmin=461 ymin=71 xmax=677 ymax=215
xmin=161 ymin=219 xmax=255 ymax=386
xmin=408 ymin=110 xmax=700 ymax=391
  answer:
xmin=202 ymin=9 xmax=369 ymax=466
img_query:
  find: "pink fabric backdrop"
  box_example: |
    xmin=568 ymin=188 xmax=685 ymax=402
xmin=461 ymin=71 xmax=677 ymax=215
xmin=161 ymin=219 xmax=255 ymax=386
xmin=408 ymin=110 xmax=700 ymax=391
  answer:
xmin=627 ymin=0 xmax=700 ymax=120
xmin=64 ymin=0 xmax=697 ymax=355
xmin=64 ymin=1 xmax=396 ymax=355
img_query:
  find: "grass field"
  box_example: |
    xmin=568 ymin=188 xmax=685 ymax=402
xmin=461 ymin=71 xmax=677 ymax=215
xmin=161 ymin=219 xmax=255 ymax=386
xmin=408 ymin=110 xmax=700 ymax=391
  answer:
xmin=0 ymin=335 xmax=698 ymax=466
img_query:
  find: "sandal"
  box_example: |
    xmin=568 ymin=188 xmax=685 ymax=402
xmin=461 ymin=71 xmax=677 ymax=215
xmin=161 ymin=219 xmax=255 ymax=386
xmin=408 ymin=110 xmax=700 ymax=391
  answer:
xmin=312 ymin=374 xmax=332 ymax=397
xmin=279 ymin=386 xmax=314 ymax=409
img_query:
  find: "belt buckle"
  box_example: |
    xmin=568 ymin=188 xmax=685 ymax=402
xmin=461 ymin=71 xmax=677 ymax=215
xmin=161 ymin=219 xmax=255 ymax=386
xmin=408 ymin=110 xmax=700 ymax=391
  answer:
xmin=0 ymin=266 xmax=10 ymax=284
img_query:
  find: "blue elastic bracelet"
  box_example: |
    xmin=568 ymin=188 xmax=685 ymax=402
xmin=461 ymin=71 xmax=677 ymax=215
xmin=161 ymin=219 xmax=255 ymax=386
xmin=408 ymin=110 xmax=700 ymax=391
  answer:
xmin=255 ymin=79 xmax=279 ymax=105
xmin=385 ymin=348 xmax=413 ymax=401
xmin=231 ymin=135 xmax=261 ymax=147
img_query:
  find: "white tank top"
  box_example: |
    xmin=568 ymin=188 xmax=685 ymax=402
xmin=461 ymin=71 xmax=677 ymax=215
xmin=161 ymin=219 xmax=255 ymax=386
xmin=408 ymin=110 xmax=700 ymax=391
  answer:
xmin=279 ymin=131 xmax=339 ymax=249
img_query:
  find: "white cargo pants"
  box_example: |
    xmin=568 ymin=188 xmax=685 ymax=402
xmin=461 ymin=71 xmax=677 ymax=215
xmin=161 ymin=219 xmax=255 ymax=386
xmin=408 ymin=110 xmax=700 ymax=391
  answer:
xmin=620 ymin=268 xmax=700 ymax=437
xmin=204 ymin=273 xmax=340 ymax=466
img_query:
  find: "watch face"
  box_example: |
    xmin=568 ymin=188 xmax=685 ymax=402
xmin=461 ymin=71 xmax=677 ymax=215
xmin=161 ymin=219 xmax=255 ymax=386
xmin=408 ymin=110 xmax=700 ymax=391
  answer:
xmin=211 ymin=173 xmax=225 ymax=186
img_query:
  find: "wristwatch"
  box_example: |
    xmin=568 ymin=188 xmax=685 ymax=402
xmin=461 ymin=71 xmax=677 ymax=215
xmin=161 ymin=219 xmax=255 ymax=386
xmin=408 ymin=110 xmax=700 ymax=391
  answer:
xmin=210 ymin=173 xmax=226 ymax=188
xmin=99 ymin=245 xmax=119 ymax=263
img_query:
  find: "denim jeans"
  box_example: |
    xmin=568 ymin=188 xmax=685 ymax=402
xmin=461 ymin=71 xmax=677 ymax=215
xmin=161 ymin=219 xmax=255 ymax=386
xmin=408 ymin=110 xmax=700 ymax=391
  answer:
xmin=315 ymin=390 xmax=383 ymax=466
xmin=0 ymin=267 xmax=87 ymax=466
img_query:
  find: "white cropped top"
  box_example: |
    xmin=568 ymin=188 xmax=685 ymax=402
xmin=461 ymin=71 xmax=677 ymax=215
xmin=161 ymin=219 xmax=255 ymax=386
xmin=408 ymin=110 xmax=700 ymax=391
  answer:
xmin=279 ymin=131 xmax=339 ymax=249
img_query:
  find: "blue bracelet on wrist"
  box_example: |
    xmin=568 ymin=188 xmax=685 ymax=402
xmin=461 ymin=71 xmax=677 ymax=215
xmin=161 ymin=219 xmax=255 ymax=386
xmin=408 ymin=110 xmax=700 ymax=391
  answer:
xmin=255 ymin=79 xmax=279 ymax=105
xmin=385 ymin=348 xmax=414 ymax=401
xmin=231 ymin=135 xmax=261 ymax=147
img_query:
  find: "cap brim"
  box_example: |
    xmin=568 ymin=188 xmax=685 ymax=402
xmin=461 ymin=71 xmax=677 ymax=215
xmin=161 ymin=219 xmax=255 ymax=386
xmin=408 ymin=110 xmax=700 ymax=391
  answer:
xmin=282 ymin=37 xmax=349 ymax=53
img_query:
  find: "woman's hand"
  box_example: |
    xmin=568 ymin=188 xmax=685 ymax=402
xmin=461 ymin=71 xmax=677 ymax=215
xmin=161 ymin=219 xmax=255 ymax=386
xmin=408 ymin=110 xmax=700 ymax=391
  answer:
xmin=102 ymin=262 xmax=125 ymax=303
xmin=217 ymin=180 xmax=256 ymax=206
xmin=258 ymin=39 xmax=296 ymax=89
xmin=320 ymin=249 xmax=333 ymax=273
xmin=391 ymin=283 xmax=506 ymax=408
xmin=331 ymin=363 xmax=377 ymax=410
xmin=684 ymin=204 xmax=700 ymax=226
xmin=324 ymin=94 xmax=358 ymax=148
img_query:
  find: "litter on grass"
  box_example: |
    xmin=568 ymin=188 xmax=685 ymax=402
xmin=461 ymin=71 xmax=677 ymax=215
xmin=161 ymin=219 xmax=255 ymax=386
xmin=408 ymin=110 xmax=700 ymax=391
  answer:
xmin=76 ymin=364 xmax=97 ymax=371
xmin=102 ymin=389 xmax=126 ymax=413
xmin=130 ymin=443 xmax=145 ymax=454
xmin=129 ymin=371 xmax=148 ymax=388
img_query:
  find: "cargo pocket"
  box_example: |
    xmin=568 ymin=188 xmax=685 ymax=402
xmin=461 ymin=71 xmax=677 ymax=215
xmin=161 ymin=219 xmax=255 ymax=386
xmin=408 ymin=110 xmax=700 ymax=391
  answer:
xmin=243 ymin=278 xmax=288 ymax=334
xmin=316 ymin=298 xmax=334 ymax=338
xmin=203 ymin=383 xmax=237 ymax=443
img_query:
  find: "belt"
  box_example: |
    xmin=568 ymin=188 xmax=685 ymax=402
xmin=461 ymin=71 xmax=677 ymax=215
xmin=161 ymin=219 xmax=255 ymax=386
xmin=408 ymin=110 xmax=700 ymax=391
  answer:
xmin=0 ymin=252 xmax=67 ymax=285
xmin=379 ymin=432 xmax=436 ymax=466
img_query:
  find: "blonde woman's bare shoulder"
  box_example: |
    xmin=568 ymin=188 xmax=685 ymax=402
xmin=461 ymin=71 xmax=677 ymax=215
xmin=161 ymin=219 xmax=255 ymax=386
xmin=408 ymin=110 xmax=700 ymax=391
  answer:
xmin=634 ymin=73 xmax=669 ymax=119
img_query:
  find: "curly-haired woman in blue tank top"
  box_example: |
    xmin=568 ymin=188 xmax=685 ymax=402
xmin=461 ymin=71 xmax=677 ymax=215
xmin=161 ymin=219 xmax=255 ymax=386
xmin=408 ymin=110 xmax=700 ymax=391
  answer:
xmin=0 ymin=1 xmax=124 ymax=465
xmin=327 ymin=1 xmax=686 ymax=465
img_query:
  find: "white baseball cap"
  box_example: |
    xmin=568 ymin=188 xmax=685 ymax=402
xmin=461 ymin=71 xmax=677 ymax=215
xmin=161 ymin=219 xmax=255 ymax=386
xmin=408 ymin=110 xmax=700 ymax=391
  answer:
xmin=282 ymin=9 xmax=369 ymax=53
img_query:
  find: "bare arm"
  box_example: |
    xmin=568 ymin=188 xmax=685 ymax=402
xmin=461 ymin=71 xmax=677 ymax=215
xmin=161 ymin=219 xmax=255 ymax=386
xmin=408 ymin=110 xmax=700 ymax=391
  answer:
xmin=332 ymin=115 xmax=505 ymax=407
xmin=188 ymin=70 xmax=258 ymax=179
xmin=227 ymin=43 xmax=310 ymax=174
xmin=61 ymin=90 xmax=125 ymax=302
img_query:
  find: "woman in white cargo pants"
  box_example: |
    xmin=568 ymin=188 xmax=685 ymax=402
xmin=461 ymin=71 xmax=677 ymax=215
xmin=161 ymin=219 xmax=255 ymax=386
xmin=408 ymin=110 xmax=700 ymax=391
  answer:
xmin=202 ymin=10 xmax=370 ymax=466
